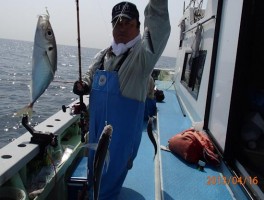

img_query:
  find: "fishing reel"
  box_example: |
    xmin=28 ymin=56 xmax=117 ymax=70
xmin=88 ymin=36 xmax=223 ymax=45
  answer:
xmin=62 ymin=102 xmax=89 ymax=143
xmin=62 ymin=102 xmax=86 ymax=115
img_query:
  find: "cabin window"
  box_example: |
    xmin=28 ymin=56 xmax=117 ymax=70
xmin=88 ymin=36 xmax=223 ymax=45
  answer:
xmin=181 ymin=50 xmax=207 ymax=99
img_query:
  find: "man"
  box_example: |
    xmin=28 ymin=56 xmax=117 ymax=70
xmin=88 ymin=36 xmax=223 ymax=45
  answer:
xmin=73 ymin=1 xmax=170 ymax=199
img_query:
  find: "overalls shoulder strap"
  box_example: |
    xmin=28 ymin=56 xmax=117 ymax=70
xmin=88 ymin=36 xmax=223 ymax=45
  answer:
xmin=99 ymin=47 xmax=131 ymax=71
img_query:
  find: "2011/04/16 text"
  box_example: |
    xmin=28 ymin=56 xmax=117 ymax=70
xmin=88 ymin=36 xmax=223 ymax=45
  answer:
xmin=207 ymin=176 xmax=258 ymax=185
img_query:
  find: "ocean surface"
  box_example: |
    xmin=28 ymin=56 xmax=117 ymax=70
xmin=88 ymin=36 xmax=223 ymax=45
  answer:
xmin=0 ymin=38 xmax=176 ymax=149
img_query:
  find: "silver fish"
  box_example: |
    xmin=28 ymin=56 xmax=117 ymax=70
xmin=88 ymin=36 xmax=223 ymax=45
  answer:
xmin=192 ymin=24 xmax=203 ymax=58
xmin=189 ymin=24 xmax=203 ymax=66
xmin=16 ymin=14 xmax=57 ymax=116
xmin=93 ymin=124 xmax=113 ymax=200
xmin=147 ymin=117 xmax=157 ymax=159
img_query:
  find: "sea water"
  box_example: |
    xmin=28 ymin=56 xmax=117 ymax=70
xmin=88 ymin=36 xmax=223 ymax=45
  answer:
xmin=0 ymin=38 xmax=176 ymax=149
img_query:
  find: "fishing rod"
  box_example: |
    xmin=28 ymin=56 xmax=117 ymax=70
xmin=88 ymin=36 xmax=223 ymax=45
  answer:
xmin=75 ymin=0 xmax=87 ymax=143
xmin=76 ymin=0 xmax=82 ymax=85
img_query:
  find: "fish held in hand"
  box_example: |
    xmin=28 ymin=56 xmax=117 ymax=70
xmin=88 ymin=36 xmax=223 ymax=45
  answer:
xmin=93 ymin=124 xmax=113 ymax=200
xmin=15 ymin=14 xmax=57 ymax=117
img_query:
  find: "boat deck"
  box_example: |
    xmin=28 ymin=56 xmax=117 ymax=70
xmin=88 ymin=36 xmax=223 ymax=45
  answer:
xmin=0 ymin=80 xmax=251 ymax=199
xmin=121 ymin=81 xmax=248 ymax=200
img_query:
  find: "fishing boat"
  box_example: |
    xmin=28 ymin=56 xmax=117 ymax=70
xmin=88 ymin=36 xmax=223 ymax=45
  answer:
xmin=0 ymin=0 xmax=263 ymax=199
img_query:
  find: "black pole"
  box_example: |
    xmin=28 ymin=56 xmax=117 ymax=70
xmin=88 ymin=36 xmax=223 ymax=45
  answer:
xmin=75 ymin=0 xmax=86 ymax=143
xmin=76 ymin=0 xmax=82 ymax=85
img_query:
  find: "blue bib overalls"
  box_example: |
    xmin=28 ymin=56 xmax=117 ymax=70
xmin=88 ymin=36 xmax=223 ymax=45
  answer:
xmin=88 ymin=70 xmax=145 ymax=199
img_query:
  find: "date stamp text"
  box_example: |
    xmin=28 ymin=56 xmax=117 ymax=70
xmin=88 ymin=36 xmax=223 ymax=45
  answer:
xmin=207 ymin=176 xmax=258 ymax=185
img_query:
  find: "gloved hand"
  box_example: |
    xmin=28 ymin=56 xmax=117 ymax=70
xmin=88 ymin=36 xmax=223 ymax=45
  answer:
xmin=73 ymin=81 xmax=90 ymax=95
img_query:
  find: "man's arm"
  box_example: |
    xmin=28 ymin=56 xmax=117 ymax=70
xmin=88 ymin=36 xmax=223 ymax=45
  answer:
xmin=143 ymin=0 xmax=171 ymax=57
xmin=138 ymin=0 xmax=171 ymax=75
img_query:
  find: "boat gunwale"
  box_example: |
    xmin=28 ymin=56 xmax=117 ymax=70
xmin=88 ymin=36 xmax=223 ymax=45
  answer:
xmin=0 ymin=98 xmax=88 ymax=186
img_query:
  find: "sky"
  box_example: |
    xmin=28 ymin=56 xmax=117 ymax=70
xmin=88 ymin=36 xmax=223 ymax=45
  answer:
xmin=0 ymin=0 xmax=189 ymax=57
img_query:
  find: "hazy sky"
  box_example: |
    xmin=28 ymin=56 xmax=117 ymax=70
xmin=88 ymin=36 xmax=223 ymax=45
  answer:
xmin=0 ymin=0 xmax=190 ymax=57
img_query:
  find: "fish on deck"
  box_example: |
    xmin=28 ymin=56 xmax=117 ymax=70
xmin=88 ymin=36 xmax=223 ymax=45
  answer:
xmin=15 ymin=14 xmax=57 ymax=117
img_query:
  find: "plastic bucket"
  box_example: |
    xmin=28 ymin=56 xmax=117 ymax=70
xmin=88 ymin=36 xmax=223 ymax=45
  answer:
xmin=0 ymin=187 xmax=26 ymax=200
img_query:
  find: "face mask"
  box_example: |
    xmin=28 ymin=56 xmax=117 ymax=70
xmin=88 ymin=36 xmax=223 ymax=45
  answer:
xmin=111 ymin=34 xmax=141 ymax=56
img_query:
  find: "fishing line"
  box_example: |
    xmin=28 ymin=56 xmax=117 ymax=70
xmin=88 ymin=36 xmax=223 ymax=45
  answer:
xmin=198 ymin=0 xmax=204 ymax=9
xmin=45 ymin=7 xmax=50 ymax=17
xmin=103 ymin=1 xmax=129 ymax=126
xmin=105 ymin=70 xmax=109 ymax=126
xmin=165 ymin=81 xmax=175 ymax=90
xmin=97 ymin=0 xmax=111 ymax=35
xmin=112 ymin=1 xmax=129 ymax=30
xmin=47 ymin=152 xmax=57 ymax=183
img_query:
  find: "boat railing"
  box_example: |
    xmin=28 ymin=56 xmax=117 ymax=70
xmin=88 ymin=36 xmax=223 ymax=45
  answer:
xmin=183 ymin=15 xmax=216 ymax=34
xmin=0 ymin=97 xmax=89 ymax=199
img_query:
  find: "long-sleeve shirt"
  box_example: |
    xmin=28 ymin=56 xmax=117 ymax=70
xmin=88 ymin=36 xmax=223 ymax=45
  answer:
xmin=83 ymin=0 xmax=171 ymax=102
